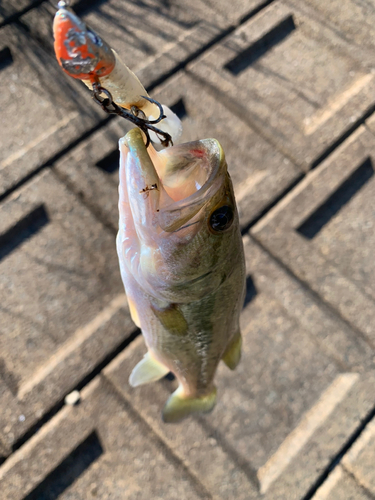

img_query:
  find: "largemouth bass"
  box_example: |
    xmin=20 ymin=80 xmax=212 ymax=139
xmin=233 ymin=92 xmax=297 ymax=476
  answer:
xmin=117 ymin=128 xmax=246 ymax=422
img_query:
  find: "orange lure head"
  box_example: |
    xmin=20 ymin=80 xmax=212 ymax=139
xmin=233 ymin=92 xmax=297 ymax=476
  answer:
xmin=53 ymin=5 xmax=115 ymax=82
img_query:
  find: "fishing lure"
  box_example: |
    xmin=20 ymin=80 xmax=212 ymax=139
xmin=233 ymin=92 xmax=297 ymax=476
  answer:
xmin=53 ymin=1 xmax=181 ymax=146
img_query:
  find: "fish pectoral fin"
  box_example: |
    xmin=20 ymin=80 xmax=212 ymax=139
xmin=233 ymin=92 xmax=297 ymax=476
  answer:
xmin=129 ymin=352 xmax=170 ymax=387
xmin=151 ymin=303 xmax=188 ymax=336
xmin=222 ymin=331 xmax=242 ymax=370
xmin=162 ymin=386 xmax=217 ymax=423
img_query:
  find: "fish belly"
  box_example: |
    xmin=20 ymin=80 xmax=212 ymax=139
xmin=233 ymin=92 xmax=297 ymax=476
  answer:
xmin=122 ymin=258 xmax=244 ymax=422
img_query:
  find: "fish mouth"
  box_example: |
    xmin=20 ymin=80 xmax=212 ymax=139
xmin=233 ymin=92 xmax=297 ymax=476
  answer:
xmin=121 ymin=128 xmax=226 ymax=232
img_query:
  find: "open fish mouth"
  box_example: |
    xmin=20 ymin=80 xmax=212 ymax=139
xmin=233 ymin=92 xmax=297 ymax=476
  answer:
xmin=120 ymin=128 xmax=226 ymax=232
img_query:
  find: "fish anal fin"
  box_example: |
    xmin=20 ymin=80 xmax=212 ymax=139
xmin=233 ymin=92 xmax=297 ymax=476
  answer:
xmin=162 ymin=386 xmax=217 ymax=423
xmin=151 ymin=303 xmax=188 ymax=336
xmin=129 ymin=352 xmax=170 ymax=387
xmin=222 ymin=331 xmax=242 ymax=370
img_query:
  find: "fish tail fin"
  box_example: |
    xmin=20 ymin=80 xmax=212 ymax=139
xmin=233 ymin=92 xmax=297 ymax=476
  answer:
xmin=129 ymin=352 xmax=170 ymax=387
xmin=222 ymin=330 xmax=242 ymax=370
xmin=162 ymin=386 xmax=217 ymax=423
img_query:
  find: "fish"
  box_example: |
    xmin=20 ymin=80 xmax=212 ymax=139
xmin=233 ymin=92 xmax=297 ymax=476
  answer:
xmin=117 ymin=128 xmax=246 ymax=422
xmin=53 ymin=3 xmax=182 ymax=143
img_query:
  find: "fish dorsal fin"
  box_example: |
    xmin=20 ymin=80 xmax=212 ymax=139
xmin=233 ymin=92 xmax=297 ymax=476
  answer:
xmin=221 ymin=331 xmax=242 ymax=370
xmin=129 ymin=352 xmax=170 ymax=387
xmin=162 ymin=386 xmax=217 ymax=423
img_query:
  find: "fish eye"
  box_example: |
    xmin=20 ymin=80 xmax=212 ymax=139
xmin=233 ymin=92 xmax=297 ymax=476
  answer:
xmin=209 ymin=206 xmax=234 ymax=232
xmin=87 ymin=28 xmax=102 ymax=46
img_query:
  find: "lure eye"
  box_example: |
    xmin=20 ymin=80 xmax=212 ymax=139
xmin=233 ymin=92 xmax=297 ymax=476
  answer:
xmin=209 ymin=206 xmax=234 ymax=232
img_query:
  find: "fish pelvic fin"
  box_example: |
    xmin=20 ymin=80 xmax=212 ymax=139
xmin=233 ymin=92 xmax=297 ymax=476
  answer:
xmin=162 ymin=386 xmax=217 ymax=423
xmin=129 ymin=352 xmax=170 ymax=387
xmin=222 ymin=331 xmax=242 ymax=370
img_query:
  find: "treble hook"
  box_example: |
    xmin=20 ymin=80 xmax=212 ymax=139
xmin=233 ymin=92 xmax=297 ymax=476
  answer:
xmin=91 ymin=82 xmax=173 ymax=148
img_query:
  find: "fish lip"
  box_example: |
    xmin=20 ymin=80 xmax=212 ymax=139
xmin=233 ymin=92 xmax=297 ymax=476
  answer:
xmin=124 ymin=129 xmax=160 ymax=187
